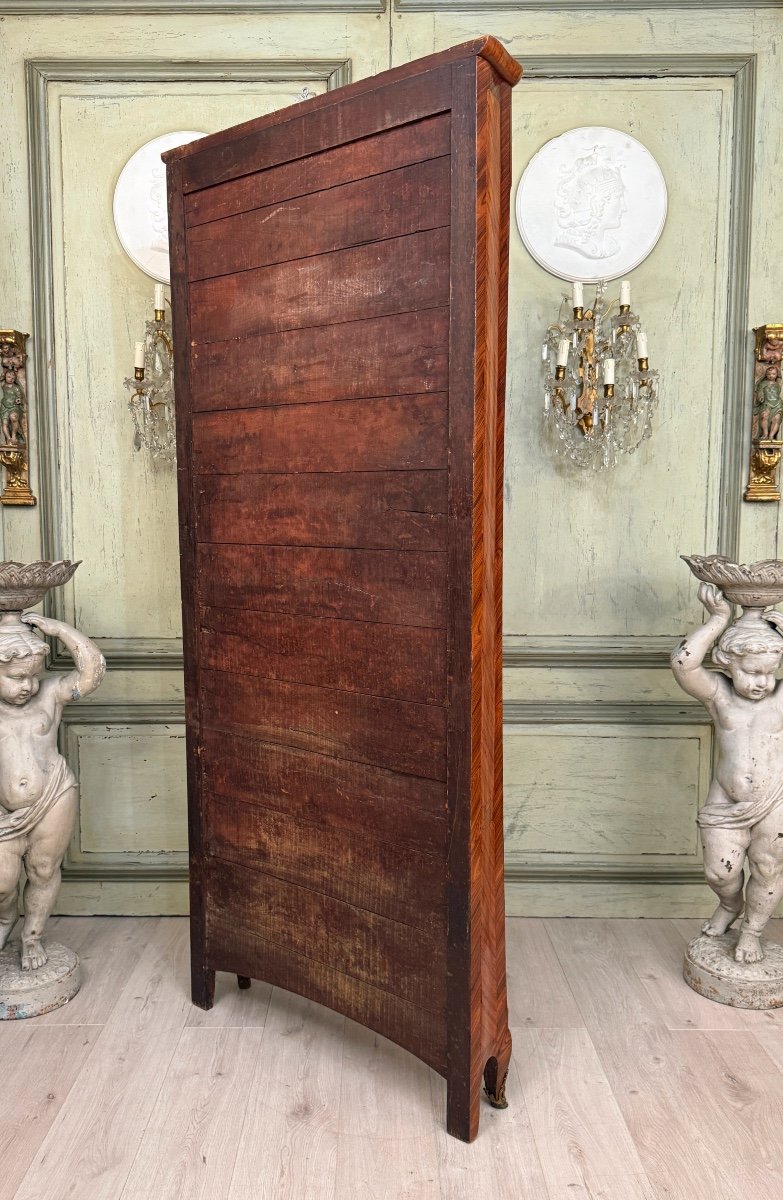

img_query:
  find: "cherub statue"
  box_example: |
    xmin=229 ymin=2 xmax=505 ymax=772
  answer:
xmin=0 ymin=614 xmax=105 ymax=970
xmin=672 ymin=585 xmax=783 ymax=964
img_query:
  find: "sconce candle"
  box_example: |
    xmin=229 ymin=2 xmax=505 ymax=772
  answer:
xmin=557 ymin=338 xmax=570 ymax=367
xmin=134 ymin=342 xmax=145 ymax=369
xmin=154 ymin=284 xmax=164 ymax=313
xmin=572 ymin=282 xmax=583 ymax=311
xmin=619 ymin=280 xmax=631 ymax=308
xmin=603 ymin=358 xmax=615 ymax=385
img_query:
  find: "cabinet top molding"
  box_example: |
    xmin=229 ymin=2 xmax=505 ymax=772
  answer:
xmin=164 ymin=35 xmax=521 ymax=169
xmin=0 ymin=0 xmax=386 ymax=12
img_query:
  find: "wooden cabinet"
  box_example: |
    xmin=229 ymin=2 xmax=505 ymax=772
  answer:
xmin=165 ymin=36 xmax=520 ymax=1142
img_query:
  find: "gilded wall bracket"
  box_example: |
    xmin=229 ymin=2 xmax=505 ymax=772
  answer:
xmin=0 ymin=330 xmax=36 ymax=506
xmin=744 ymin=323 xmax=783 ymax=502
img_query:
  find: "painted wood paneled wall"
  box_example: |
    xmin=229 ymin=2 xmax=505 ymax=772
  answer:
xmin=1 ymin=0 xmax=781 ymax=916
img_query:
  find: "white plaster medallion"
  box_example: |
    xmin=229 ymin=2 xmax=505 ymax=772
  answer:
xmin=515 ymin=126 xmax=668 ymax=283
xmin=113 ymin=131 xmax=207 ymax=283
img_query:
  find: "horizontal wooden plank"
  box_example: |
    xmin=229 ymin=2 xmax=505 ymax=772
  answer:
xmin=205 ymin=858 xmax=446 ymax=1011
xmin=207 ymin=917 xmax=446 ymax=1072
xmin=189 ymin=227 xmax=449 ymax=344
xmin=190 ymin=307 xmax=449 ymax=414
xmin=192 ymin=393 xmax=448 ymax=475
xmin=195 ymin=543 xmax=447 ymax=628
xmin=201 ymin=669 xmax=447 ymax=780
xmin=200 ymin=728 xmax=446 ymax=856
xmin=181 ymin=66 xmax=452 ymax=192
xmin=185 ymin=112 xmax=451 ymax=228
xmin=187 ymin=156 xmax=450 ymax=282
xmin=195 ymin=470 xmax=448 ymax=552
xmin=199 ymin=607 xmax=447 ymax=704
xmin=205 ymin=793 xmax=446 ymax=931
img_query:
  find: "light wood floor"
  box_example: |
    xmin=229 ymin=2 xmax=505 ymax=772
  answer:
xmin=4 ymin=916 xmax=783 ymax=1199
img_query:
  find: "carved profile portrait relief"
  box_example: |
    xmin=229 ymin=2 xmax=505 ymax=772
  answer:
xmin=553 ymin=146 xmax=627 ymax=260
xmin=516 ymin=127 xmax=667 ymax=282
xmin=113 ymin=131 xmax=207 ymax=282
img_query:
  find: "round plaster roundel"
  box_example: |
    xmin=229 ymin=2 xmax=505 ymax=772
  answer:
xmin=515 ymin=127 xmax=668 ymax=283
xmin=113 ymin=131 xmax=207 ymax=283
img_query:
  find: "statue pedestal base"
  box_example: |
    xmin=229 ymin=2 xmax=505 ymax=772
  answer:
xmin=0 ymin=942 xmax=80 ymax=1019
xmin=684 ymin=932 xmax=783 ymax=1009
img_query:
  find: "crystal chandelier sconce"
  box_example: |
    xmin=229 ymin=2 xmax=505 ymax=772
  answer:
xmin=123 ymin=284 xmax=176 ymax=462
xmin=542 ymin=279 xmax=659 ymax=470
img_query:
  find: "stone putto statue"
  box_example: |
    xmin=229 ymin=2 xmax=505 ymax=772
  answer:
xmin=673 ymin=555 xmax=783 ymax=1008
xmin=0 ymin=562 xmax=104 ymax=984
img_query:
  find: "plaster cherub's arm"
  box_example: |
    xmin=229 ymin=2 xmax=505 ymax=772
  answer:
xmin=671 ymin=583 xmax=731 ymax=704
xmin=21 ymin=613 xmax=106 ymax=702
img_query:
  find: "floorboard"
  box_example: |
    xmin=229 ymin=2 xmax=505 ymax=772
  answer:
xmin=4 ymin=917 xmax=783 ymax=1199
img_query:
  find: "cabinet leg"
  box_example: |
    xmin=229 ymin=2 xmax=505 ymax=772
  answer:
xmin=237 ymin=975 xmax=251 ymax=990
xmin=483 ymin=1028 xmax=512 ymax=1110
xmin=191 ymin=962 xmax=215 ymax=1011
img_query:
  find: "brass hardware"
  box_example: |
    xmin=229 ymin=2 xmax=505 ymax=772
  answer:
xmin=134 ymin=366 xmax=145 ymax=381
xmin=555 ymin=365 xmax=566 ymax=381
xmin=573 ymin=306 xmax=584 ymax=321
xmin=604 ymin=383 xmax=615 ymax=398
xmin=0 ymin=330 xmax=36 ymax=507
xmin=154 ymin=308 xmax=165 ymax=323
xmin=638 ymin=356 xmax=649 ymax=371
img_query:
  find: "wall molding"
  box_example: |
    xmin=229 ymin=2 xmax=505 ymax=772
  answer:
xmin=3 ymin=1 xmax=384 ymax=11
xmin=52 ymin=637 xmax=184 ymax=671
xmin=60 ymin=701 xmax=185 ymax=726
xmin=26 ymin=56 xmax=349 ymax=671
xmin=505 ymin=861 xmax=705 ymax=885
xmin=503 ymin=700 xmax=710 ymax=725
xmin=395 ymin=0 xmax=777 ymax=8
xmin=61 ymin=701 xmax=187 ymax=882
xmin=503 ymin=635 xmax=675 ymax=670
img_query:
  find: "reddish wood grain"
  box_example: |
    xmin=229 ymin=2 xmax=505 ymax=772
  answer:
xmin=200 ymin=729 xmax=447 ymax=856
xmin=195 ymin=469 xmax=448 ymax=552
xmin=206 ymin=859 xmax=446 ymax=1011
xmin=201 ymin=669 xmax=447 ymax=780
xmin=187 ymin=156 xmax=449 ymax=281
xmin=199 ymin=606 xmax=447 ymax=704
xmin=179 ymin=67 xmax=452 ymax=192
xmin=185 ymin=112 xmax=450 ymax=227
xmin=190 ymin=307 xmax=448 ymax=414
xmin=189 ymin=227 xmax=449 ymax=345
xmin=206 ymin=794 xmax=446 ymax=929
xmin=195 ymin=543 xmax=447 ymax=628
xmin=192 ymin=393 xmax=447 ymax=475
xmin=208 ymin=918 xmax=447 ymax=1071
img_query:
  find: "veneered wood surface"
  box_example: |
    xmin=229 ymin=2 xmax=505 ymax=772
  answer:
xmin=195 ymin=543 xmax=447 ymax=627
xmin=199 ymin=607 xmax=447 ymax=703
xmin=192 ymin=393 xmax=448 ymax=475
xmin=195 ymin=470 xmax=448 ymax=551
xmin=184 ymin=112 xmax=451 ymax=228
xmin=190 ymin=308 xmax=449 ymax=413
xmin=167 ymin=36 xmax=519 ymax=1143
xmin=189 ymin=226 xmax=449 ymax=344
xmin=186 ymin=155 xmax=450 ymax=281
